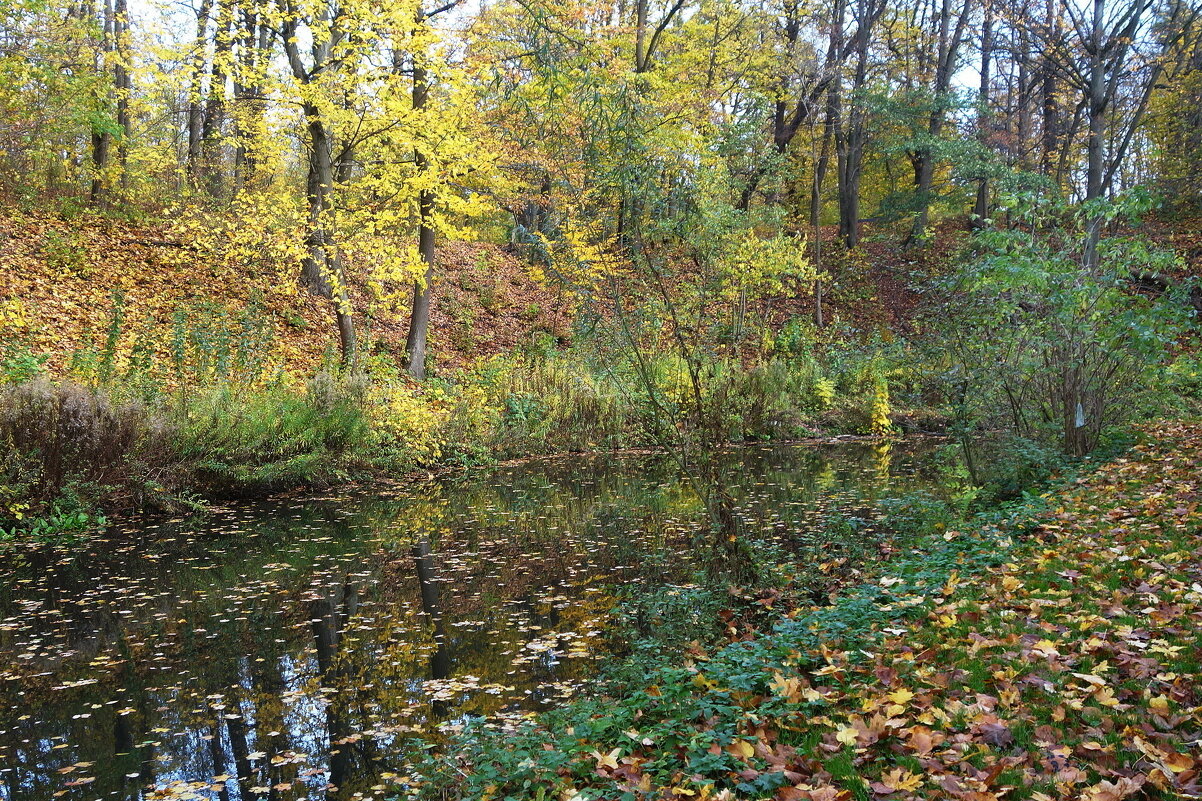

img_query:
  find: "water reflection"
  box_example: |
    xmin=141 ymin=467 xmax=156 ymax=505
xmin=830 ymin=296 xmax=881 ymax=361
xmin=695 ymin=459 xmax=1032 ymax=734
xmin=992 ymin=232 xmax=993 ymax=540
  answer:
xmin=0 ymin=440 xmax=949 ymax=800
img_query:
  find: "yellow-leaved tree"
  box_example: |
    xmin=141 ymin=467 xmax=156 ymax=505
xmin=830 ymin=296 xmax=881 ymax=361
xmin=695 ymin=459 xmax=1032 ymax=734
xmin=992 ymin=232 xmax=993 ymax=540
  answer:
xmin=247 ymin=0 xmax=502 ymax=366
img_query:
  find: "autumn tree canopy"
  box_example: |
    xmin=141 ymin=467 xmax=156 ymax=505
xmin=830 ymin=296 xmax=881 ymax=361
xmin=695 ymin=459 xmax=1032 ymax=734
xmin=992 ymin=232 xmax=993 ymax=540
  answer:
xmin=0 ymin=0 xmax=1198 ymax=365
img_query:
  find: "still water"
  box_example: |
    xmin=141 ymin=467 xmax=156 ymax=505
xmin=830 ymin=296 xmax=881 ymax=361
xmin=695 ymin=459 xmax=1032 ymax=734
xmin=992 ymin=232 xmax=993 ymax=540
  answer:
xmin=0 ymin=440 xmax=948 ymax=801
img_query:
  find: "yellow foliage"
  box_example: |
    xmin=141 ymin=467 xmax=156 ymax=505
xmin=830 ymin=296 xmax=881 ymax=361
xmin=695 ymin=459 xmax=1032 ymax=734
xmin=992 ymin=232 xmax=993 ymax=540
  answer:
xmin=870 ymin=380 xmax=892 ymax=436
xmin=720 ymin=230 xmax=815 ymax=302
xmin=814 ymin=376 xmax=836 ymax=409
xmin=370 ymin=382 xmax=448 ymax=465
xmin=167 ymin=189 xmax=306 ymax=291
xmin=533 ymin=212 xmax=624 ymax=292
xmin=0 ymin=298 xmax=29 ymax=330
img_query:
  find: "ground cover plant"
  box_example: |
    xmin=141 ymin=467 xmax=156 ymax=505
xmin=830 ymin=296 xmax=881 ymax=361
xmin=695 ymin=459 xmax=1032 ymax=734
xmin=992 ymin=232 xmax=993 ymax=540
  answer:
xmin=2 ymin=0 xmax=1202 ymax=796
xmin=410 ymin=420 xmax=1202 ymax=800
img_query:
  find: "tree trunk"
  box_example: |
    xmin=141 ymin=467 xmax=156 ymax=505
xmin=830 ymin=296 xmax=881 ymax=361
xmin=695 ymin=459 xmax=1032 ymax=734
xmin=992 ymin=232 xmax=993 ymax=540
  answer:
xmin=909 ymin=116 xmax=941 ymax=241
xmin=1082 ymin=0 xmax=1106 ymax=270
xmin=406 ymin=59 xmax=435 ymax=380
xmin=90 ymin=0 xmax=115 ymax=206
xmin=113 ymin=0 xmax=130 ymax=195
xmin=201 ymin=0 xmax=232 ymax=197
xmin=973 ymin=0 xmax=993 ymax=225
xmin=233 ymin=15 xmax=270 ymax=191
xmin=836 ymin=0 xmax=875 ymax=248
xmin=186 ymin=0 xmax=212 ymax=182
xmin=301 ymin=112 xmax=357 ymax=364
xmin=1040 ymin=0 xmax=1060 ymax=181
xmin=810 ymin=92 xmax=835 ymax=234
xmin=908 ymin=0 xmax=972 ymax=244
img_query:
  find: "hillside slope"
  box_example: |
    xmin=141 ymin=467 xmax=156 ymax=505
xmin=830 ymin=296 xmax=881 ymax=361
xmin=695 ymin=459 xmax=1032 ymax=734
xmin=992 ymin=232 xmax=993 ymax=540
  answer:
xmin=0 ymin=209 xmax=574 ymax=379
xmin=6 ymin=208 xmax=1195 ymax=382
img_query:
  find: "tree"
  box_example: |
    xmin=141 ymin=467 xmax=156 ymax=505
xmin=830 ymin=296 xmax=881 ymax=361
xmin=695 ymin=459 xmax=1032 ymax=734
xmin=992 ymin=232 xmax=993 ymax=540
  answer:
xmin=942 ymin=194 xmax=1188 ymax=456
xmin=834 ymin=0 xmax=887 ymax=247
xmin=906 ymin=0 xmax=974 ymax=244
xmin=401 ymin=0 xmax=473 ymax=380
xmin=272 ymin=0 xmax=362 ymax=361
xmin=1030 ymin=0 xmax=1194 ymax=267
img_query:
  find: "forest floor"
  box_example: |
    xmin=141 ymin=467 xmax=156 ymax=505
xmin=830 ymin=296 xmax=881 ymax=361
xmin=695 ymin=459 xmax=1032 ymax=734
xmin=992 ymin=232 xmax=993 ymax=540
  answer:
xmin=432 ymin=419 xmax=1202 ymax=800
xmin=4 ymin=206 xmax=1198 ymax=380
xmin=0 ymin=208 xmax=577 ymax=377
xmin=0 ymin=206 xmax=952 ymax=377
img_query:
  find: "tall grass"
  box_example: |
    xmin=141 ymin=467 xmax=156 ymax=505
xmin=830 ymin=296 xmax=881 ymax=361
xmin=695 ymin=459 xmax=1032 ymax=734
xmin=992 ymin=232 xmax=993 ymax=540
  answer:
xmin=0 ymin=304 xmax=921 ymax=534
xmin=174 ymin=376 xmax=374 ymax=490
xmin=0 ymin=380 xmax=152 ymax=521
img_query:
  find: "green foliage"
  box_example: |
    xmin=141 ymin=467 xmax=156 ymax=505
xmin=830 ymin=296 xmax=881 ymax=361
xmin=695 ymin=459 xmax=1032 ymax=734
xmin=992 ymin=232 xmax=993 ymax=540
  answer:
xmin=167 ymin=294 xmax=277 ymax=385
xmin=175 ymin=376 xmax=373 ymax=490
xmin=408 ymin=470 xmax=1073 ymax=800
xmin=0 ymin=497 xmax=107 ymax=549
xmin=0 ymin=346 xmax=50 ymax=384
xmin=875 ymin=490 xmax=956 ymax=540
xmin=41 ymin=228 xmax=89 ymax=275
xmin=965 ymin=435 xmax=1069 ymax=509
xmin=933 ymin=194 xmax=1193 ymax=455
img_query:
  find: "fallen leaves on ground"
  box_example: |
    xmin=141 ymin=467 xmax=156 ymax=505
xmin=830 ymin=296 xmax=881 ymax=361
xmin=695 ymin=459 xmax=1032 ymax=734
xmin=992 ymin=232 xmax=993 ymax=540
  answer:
xmin=459 ymin=421 xmax=1202 ymax=800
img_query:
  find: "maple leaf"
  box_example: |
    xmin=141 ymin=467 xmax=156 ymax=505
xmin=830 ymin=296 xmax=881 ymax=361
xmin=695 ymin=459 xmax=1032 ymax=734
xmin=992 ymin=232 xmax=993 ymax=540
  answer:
xmin=871 ymin=768 xmax=922 ymax=794
xmin=591 ymin=748 xmax=621 ymax=771
xmin=1080 ymin=777 xmax=1145 ymax=800
xmin=835 ymin=726 xmax=859 ymax=747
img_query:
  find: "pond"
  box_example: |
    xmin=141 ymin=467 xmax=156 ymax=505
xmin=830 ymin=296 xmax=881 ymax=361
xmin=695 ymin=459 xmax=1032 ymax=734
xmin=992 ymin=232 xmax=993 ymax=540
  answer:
xmin=0 ymin=439 xmax=952 ymax=801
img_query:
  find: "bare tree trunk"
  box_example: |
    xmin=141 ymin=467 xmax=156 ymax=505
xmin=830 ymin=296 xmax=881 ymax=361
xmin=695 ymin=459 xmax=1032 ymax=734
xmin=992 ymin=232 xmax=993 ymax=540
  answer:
xmin=300 ymin=112 xmax=357 ymax=363
xmin=634 ymin=0 xmax=648 ymax=71
xmin=973 ymin=0 xmax=994 ymax=225
xmin=737 ymin=0 xmax=853 ymax=212
xmin=186 ymin=0 xmax=213 ymax=182
xmin=405 ymin=58 xmax=435 ymax=380
xmin=90 ymin=0 xmax=114 ymax=206
xmin=114 ymin=0 xmax=130 ymax=195
xmin=232 ymin=9 xmax=270 ymax=192
xmin=201 ymin=0 xmax=232 ymax=197
xmin=810 ymin=92 xmax=835 ymax=234
xmin=908 ymin=0 xmax=973 ymax=244
xmin=1040 ymin=0 xmax=1060 ymax=180
xmin=836 ymin=0 xmax=878 ymax=248
xmin=1082 ymin=0 xmax=1107 ymax=270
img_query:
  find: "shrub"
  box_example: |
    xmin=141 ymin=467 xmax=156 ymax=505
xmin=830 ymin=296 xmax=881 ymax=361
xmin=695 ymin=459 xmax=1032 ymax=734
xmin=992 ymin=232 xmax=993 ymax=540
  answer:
xmin=0 ymin=499 xmax=107 ymax=548
xmin=369 ymin=380 xmax=449 ymax=467
xmin=938 ymin=195 xmax=1191 ymax=455
xmin=876 ymin=490 xmax=956 ymax=540
xmin=173 ymin=376 xmax=373 ymax=490
xmin=42 ymin=228 xmax=89 ymax=276
xmin=0 ymin=379 xmax=147 ymax=523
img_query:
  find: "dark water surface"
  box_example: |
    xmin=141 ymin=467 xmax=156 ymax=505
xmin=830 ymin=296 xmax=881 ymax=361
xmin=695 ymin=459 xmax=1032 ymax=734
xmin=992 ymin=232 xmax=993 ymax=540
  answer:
xmin=0 ymin=440 xmax=948 ymax=801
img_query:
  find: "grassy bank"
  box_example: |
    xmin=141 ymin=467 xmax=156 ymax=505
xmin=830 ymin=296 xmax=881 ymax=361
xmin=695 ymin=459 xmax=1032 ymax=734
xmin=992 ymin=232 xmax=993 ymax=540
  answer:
xmin=407 ymin=420 xmax=1202 ymax=800
xmin=0 ymin=333 xmax=928 ymax=542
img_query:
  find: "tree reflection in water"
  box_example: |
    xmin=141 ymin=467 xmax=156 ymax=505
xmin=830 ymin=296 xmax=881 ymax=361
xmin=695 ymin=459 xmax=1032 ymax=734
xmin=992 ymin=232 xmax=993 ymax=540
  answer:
xmin=0 ymin=441 xmax=949 ymax=800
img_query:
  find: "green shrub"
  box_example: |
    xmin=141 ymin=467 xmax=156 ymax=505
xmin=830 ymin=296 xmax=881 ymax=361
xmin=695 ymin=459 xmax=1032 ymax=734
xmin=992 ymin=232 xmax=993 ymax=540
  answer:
xmin=175 ymin=376 xmax=373 ymax=490
xmin=0 ymin=347 xmax=49 ymax=384
xmin=876 ymin=490 xmax=956 ymax=540
xmin=0 ymin=495 xmax=107 ymax=548
xmin=42 ymin=228 xmax=88 ymax=275
xmin=936 ymin=195 xmax=1191 ymax=455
